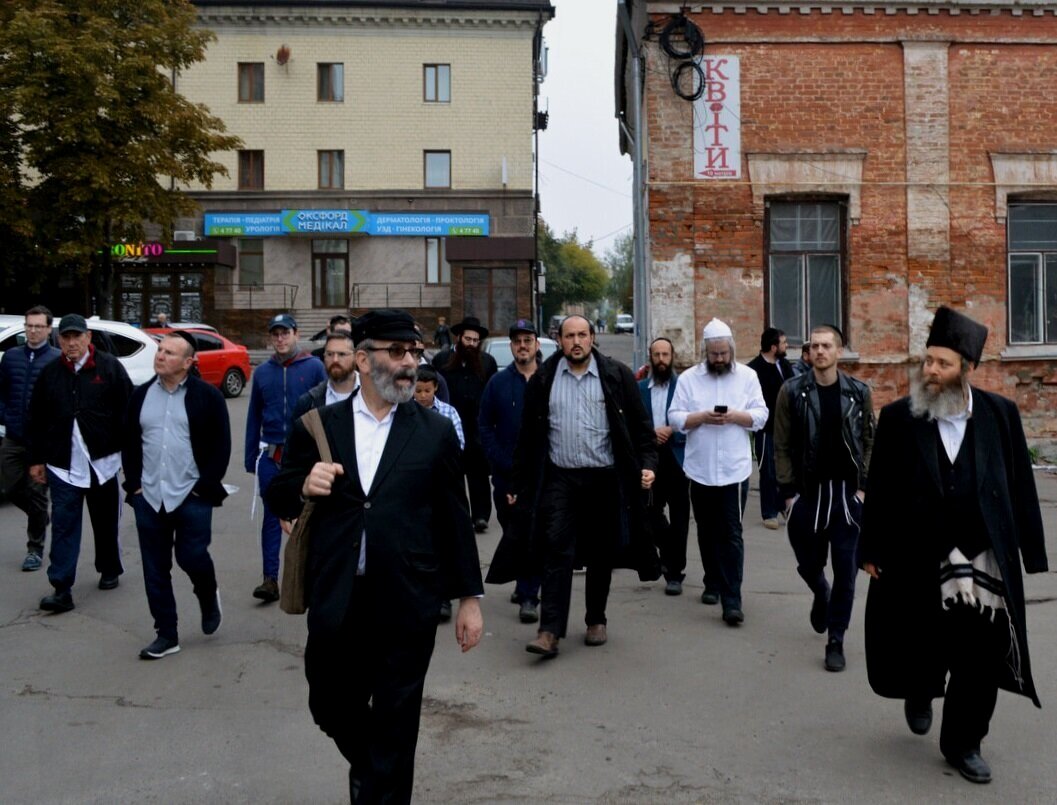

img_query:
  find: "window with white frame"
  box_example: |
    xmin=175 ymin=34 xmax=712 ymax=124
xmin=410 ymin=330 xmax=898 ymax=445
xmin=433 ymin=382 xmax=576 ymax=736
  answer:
xmin=766 ymin=201 xmax=845 ymax=345
xmin=1008 ymin=204 xmax=1057 ymax=344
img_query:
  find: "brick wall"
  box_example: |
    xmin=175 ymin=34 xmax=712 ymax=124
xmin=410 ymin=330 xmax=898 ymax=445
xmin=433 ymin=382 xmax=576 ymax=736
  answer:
xmin=642 ymin=6 xmax=1057 ymax=446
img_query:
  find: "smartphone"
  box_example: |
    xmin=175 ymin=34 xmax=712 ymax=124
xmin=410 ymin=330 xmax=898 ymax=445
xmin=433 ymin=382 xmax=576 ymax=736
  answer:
xmin=714 ymin=405 xmax=728 ymax=413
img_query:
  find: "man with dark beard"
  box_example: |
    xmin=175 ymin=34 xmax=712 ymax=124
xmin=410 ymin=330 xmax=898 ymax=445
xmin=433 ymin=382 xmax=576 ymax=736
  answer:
xmin=293 ymin=331 xmax=360 ymax=419
xmin=748 ymin=328 xmax=795 ymax=529
xmin=637 ymin=337 xmax=690 ymax=595
xmin=668 ymin=319 xmax=768 ymax=625
xmin=774 ymin=324 xmax=875 ymax=672
xmin=432 ymin=316 xmax=498 ymax=532
xmin=860 ymin=306 xmax=1047 ymax=785
xmin=266 ymin=309 xmax=483 ymax=804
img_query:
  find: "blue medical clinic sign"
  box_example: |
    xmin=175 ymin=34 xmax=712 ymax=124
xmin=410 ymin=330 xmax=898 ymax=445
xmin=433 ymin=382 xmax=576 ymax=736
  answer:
xmin=204 ymin=210 xmax=489 ymax=237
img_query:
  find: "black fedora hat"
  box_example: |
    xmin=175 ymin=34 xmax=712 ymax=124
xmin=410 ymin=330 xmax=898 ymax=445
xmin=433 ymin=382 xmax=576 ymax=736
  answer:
xmin=451 ymin=316 xmax=489 ymax=340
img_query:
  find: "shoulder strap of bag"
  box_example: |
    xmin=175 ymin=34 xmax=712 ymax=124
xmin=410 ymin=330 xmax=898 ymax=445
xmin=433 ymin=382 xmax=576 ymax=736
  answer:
xmin=301 ymin=407 xmax=333 ymax=464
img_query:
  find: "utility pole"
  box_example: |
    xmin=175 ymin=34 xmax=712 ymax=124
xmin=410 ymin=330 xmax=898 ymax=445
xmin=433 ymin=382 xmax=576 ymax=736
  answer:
xmin=618 ymin=0 xmax=649 ymax=370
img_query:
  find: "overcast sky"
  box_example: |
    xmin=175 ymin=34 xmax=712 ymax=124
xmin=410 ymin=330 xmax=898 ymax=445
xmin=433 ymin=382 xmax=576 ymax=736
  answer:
xmin=537 ymin=0 xmax=632 ymax=257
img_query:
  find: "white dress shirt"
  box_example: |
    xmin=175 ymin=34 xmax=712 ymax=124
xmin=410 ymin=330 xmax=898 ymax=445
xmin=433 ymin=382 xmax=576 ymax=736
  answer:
xmin=648 ymin=377 xmax=671 ymax=427
xmin=325 ymin=379 xmax=356 ymax=407
xmin=935 ymin=387 xmax=973 ymax=463
xmin=352 ymin=393 xmax=396 ymax=574
xmin=668 ymin=362 xmax=768 ymax=486
xmin=47 ymin=350 xmax=121 ymax=488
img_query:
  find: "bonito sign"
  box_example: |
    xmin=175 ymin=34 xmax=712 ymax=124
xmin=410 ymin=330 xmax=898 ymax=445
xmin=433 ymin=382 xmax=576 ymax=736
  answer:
xmin=693 ymin=56 xmax=741 ymax=180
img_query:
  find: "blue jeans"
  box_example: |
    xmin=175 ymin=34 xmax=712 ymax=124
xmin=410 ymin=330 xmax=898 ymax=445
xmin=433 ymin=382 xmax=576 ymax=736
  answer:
xmin=47 ymin=469 xmax=122 ymax=592
xmin=257 ymin=455 xmax=282 ymax=580
xmin=131 ymin=493 xmax=217 ymax=642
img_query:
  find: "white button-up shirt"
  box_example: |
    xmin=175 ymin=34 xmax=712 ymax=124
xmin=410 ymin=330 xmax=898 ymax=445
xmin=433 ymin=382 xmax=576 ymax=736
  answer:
xmin=325 ymin=380 xmax=356 ymax=407
xmin=352 ymin=392 xmax=396 ymax=574
xmin=935 ymin=387 xmax=973 ymax=463
xmin=648 ymin=377 xmax=671 ymax=427
xmin=668 ymin=362 xmax=768 ymax=486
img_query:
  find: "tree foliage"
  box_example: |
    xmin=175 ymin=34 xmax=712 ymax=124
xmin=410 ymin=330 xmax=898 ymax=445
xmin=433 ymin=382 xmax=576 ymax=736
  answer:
xmin=0 ymin=0 xmax=241 ymax=311
xmin=604 ymin=230 xmax=634 ymax=314
xmin=537 ymin=219 xmax=609 ymax=323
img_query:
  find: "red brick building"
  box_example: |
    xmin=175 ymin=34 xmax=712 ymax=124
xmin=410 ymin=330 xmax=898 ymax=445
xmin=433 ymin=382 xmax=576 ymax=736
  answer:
xmin=617 ymin=0 xmax=1057 ymax=444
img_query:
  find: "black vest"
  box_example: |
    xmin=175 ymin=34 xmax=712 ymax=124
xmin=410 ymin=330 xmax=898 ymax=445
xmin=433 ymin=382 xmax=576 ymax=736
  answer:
xmin=935 ymin=421 xmax=990 ymax=560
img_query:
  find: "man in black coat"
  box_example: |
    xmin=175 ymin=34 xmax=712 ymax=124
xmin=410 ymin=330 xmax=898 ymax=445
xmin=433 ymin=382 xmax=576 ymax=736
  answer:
xmin=860 ymin=306 xmax=1048 ymax=785
xmin=122 ymin=333 xmax=230 ymax=660
xmin=27 ymin=314 xmax=132 ymax=613
xmin=492 ymin=315 xmax=660 ymax=658
xmin=431 ymin=315 xmax=497 ymax=532
xmin=266 ymin=309 xmax=483 ymax=804
xmin=747 ymin=327 xmax=795 ymax=529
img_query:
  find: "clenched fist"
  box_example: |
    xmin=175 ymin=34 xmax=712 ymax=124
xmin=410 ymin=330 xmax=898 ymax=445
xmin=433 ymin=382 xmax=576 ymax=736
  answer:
xmin=302 ymin=462 xmax=344 ymax=498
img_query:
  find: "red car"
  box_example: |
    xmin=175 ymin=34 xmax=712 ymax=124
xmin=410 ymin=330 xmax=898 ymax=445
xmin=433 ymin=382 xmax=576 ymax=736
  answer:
xmin=146 ymin=327 xmax=252 ymax=398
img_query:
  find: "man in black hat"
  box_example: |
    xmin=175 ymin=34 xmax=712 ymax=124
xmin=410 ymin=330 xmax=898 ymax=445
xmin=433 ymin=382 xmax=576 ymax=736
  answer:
xmin=266 ymin=308 xmax=483 ymax=804
xmin=860 ymin=306 xmax=1048 ymax=785
xmin=432 ymin=316 xmax=498 ymax=531
xmin=26 ymin=313 xmax=132 ymax=612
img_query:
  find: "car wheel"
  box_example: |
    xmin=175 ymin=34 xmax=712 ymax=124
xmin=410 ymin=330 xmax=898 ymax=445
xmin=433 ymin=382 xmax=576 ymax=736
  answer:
xmin=222 ymin=368 xmax=245 ymax=398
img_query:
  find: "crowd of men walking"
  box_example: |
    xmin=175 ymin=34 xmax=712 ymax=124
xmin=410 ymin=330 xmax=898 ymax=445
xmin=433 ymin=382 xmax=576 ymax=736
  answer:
xmin=0 ymin=302 xmax=1048 ymax=802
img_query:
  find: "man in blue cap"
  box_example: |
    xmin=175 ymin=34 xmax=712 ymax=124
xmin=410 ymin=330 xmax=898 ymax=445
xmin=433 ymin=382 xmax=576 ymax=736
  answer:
xmin=244 ymin=313 xmax=325 ymax=602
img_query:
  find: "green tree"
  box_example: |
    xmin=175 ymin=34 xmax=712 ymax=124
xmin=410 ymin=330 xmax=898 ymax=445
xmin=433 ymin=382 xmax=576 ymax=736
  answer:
xmin=605 ymin=230 xmax=634 ymax=314
xmin=0 ymin=0 xmax=241 ymax=313
xmin=537 ymin=220 xmax=609 ymax=324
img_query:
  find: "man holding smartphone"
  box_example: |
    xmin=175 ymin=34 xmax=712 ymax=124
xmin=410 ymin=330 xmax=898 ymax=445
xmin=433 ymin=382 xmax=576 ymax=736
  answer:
xmin=668 ymin=318 xmax=768 ymax=626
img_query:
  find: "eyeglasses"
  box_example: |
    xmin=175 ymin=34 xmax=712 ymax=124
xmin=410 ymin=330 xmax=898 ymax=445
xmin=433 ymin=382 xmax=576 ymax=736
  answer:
xmin=365 ymin=345 xmax=424 ymax=361
xmin=323 ymin=350 xmax=353 ymax=359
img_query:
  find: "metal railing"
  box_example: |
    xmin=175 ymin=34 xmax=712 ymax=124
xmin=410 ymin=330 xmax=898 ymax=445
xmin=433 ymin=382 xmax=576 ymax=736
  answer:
xmin=214 ymin=283 xmax=299 ymax=310
xmin=350 ymin=282 xmax=451 ymax=309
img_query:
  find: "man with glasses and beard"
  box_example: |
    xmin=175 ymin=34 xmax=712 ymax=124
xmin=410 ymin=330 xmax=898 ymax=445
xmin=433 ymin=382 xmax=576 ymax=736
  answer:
xmin=432 ymin=316 xmax=498 ymax=532
xmin=267 ymin=309 xmax=483 ymax=804
xmin=774 ymin=324 xmax=875 ymax=673
xmin=860 ymin=307 xmax=1047 ymax=785
xmin=668 ymin=318 xmax=768 ymax=626
xmin=294 ymin=331 xmax=360 ymax=419
xmin=637 ymin=337 xmax=690 ymax=596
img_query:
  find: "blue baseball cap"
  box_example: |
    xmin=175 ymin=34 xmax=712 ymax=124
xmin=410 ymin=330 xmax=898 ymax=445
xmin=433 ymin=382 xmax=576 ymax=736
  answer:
xmin=268 ymin=313 xmax=297 ymax=331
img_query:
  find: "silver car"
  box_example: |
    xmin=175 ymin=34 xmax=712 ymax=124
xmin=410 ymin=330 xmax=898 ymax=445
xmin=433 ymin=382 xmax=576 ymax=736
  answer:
xmin=481 ymin=336 xmax=559 ymax=368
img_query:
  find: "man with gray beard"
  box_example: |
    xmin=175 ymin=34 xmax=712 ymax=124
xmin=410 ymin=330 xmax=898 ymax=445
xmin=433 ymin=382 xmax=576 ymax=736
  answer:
xmin=266 ymin=309 xmax=483 ymax=803
xmin=859 ymin=306 xmax=1047 ymax=786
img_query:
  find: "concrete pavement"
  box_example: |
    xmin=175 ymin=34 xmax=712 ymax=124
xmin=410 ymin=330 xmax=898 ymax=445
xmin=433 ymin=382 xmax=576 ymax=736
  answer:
xmin=1 ymin=364 xmax=1056 ymax=803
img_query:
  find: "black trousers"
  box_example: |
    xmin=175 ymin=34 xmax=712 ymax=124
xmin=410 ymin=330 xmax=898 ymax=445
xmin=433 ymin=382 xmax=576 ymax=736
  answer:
xmin=304 ymin=576 xmax=438 ymax=805
xmin=538 ymin=464 xmax=619 ymax=638
xmin=463 ymin=442 xmax=492 ymax=523
xmin=937 ymin=606 xmax=1011 ymax=759
xmin=648 ymin=447 xmax=690 ymax=582
xmin=689 ymin=481 xmax=744 ymax=610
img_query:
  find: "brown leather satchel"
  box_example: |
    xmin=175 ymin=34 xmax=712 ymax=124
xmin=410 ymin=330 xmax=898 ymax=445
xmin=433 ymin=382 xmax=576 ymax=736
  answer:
xmin=280 ymin=407 xmax=331 ymax=615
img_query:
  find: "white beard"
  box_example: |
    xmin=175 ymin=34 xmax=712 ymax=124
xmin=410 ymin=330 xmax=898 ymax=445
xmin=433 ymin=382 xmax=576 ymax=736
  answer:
xmin=908 ymin=367 xmax=968 ymax=420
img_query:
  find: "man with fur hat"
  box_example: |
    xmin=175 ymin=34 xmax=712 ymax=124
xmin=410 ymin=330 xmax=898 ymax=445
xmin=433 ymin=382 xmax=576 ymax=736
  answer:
xmin=668 ymin=318 xmax=768 ymax=626
xmin=860 ymin=306 xmax=1047 ymax=785
xmin=432 ymin=316 xmax=498 ymax=531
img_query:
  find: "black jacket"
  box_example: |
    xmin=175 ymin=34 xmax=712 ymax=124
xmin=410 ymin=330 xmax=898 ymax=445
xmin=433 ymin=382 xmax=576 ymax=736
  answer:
xmin=292 ymin=380 xmax=329 ymax=421
xmin=746 ymin=353 xmax=794 ymax=433
xmin=122 ymin=374 xmax=232 ymax=506
xmin=487 ymin=348 xmax=660 ymax=583
xmin=265 ymin=393 xmax=483 ymax=637
xmin=432 ymin=348 xmax=497 ymax=446
xmin=27 ymin=347 xmax=132 ymax=469
xmin=860 ymin=390 xmax=1047 ymax=706
xmin=773 ymin=369 xmax=875 ymax=498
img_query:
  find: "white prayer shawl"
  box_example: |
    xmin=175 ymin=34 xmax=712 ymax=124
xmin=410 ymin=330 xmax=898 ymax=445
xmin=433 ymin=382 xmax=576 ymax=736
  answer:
xmin=939 ymin=547 xmax=1024 ymax=688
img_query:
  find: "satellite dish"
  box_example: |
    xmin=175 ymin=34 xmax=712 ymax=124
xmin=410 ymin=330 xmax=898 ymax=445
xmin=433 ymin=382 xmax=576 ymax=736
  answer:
xmin=276 ymin=45 xmax=290 ymax=66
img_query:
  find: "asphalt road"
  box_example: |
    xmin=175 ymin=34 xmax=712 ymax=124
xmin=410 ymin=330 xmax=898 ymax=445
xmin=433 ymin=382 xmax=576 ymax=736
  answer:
xmin=2 ymin=348 xmax=1056 ymax=803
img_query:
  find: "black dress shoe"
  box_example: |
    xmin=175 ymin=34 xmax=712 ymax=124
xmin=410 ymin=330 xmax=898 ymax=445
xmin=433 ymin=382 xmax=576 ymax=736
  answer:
xmin=903 ymin=698 xmax=932 ymax=735
xmin=98 ymin=574 xmax=120 ymax=590
xmin=518 ymin=600 xmax=539 ymax=623
xmin=700 ymin=590 xmax=719 ymax=606
xmin=722 ymin=607 xmax=744 ymax=626
xmin=665 ymin=580 xmax=683 ymax=596
xmin=824 ymin=638 xmax=846 ymax=672
xmin=945 ymin=749 xmax=992 ymax=784
xmin=40 ymin=590 xmax=75 ymax=613
xmin=201 ymin=589 xmax=223 ymax=635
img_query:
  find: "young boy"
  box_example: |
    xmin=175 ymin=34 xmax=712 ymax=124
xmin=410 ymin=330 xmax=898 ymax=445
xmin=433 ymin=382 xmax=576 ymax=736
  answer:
xmin=415 ymin=366 xmax=465 ymax=450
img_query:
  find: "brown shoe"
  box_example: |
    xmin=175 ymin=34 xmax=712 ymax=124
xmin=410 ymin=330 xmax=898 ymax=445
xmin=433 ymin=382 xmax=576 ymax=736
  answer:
xmin=584 ymin=624 xmax=608 ymax=646
xmin=525 ymin=631 xmax=559 ymax=658
xmin=252 ymin=577 xmax=279 ymax=603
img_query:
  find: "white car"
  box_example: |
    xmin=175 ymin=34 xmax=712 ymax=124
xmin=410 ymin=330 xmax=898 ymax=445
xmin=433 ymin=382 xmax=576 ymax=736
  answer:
xmin=481 ymin=336 xmax=559 ymax=368
xmin=0 ymin=315 xmax=158 ymax=386
xmin=615 ymin=314 xmax=635 ymax=334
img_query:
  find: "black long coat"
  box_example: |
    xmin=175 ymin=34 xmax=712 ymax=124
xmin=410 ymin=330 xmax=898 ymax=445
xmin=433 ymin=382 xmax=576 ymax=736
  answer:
xmin=859 ymin=389 xmax=1048 ymax=706
xmin=486 ymin=349 xmax=661 ymax=583
xmin=265 ymin=394 xmax=484 ymax=637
